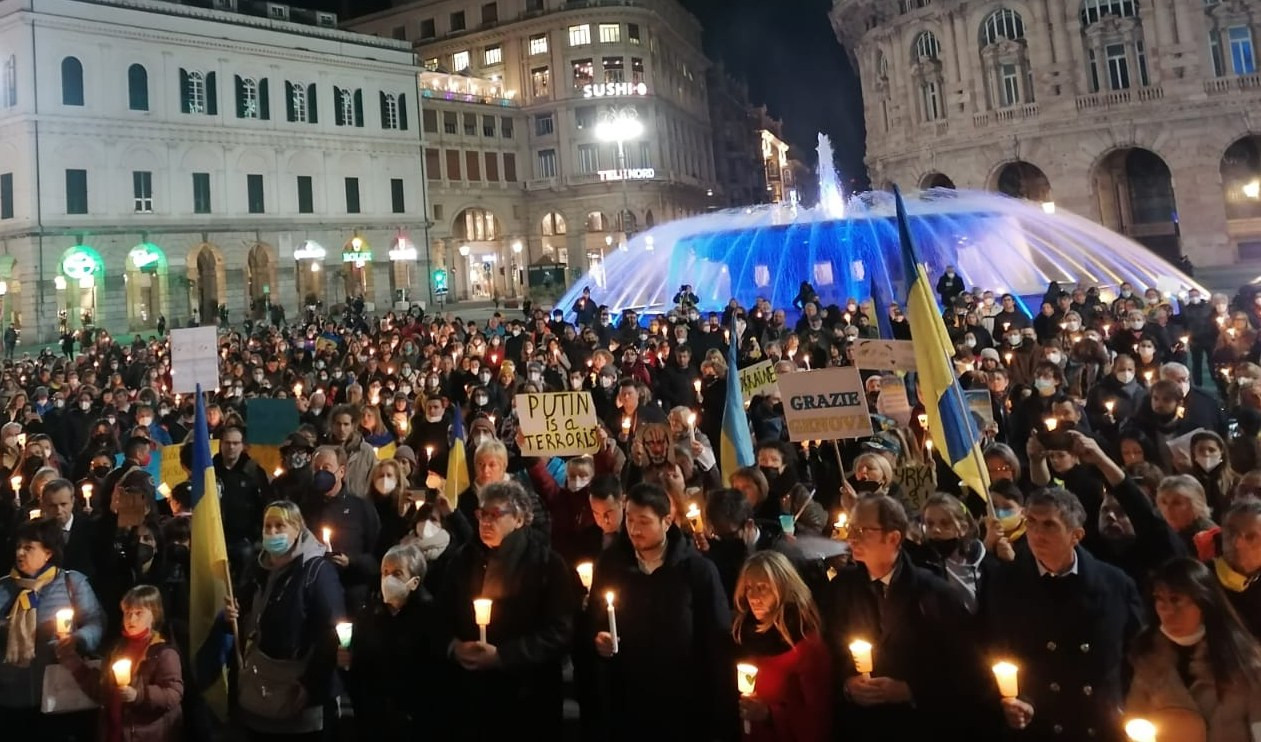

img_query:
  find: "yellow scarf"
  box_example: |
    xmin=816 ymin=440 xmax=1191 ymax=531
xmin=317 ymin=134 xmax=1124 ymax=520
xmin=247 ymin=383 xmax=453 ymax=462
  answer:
xmin=5 ymin=565 xmax=59 ymax=667
xmin=1214 ymin=557 xmax=1257 ymax=593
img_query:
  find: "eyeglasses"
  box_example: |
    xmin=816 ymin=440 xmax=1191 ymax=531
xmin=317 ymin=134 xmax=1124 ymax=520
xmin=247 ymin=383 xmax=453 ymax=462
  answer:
xmin=476 ymin=507 xmax=516 ymax=522
xmin=848 ymin=525 xmax=887 ymax=540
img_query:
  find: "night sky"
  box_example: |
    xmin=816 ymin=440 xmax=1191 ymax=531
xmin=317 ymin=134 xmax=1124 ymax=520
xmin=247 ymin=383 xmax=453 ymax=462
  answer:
xmin=305 ymin=0 xmax=868 ymax=187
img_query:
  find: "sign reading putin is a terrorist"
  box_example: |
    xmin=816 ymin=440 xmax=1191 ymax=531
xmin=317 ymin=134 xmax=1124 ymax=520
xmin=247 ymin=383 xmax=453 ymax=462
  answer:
xmin=515 ymin=392 xmax=602 ymax=456
xmin=777 ymin=367 xmax=874 ymax=442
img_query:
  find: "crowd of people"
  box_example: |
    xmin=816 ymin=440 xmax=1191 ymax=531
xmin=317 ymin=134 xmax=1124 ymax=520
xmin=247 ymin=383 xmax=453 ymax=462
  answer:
xmin=0 ymin=269 xmax=1260 ymax=741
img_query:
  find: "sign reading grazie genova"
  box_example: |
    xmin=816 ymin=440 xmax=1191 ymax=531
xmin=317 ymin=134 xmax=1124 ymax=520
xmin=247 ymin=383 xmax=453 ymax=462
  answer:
xmin=582 ymin=82 xmax=648 ymax=99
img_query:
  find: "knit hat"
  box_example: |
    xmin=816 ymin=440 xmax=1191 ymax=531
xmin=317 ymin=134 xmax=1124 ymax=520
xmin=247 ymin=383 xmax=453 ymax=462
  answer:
xmin=979 ymin=348 xmax=1001 ymax=363
xmin=393 ymin=445 xmax=418 ymax=465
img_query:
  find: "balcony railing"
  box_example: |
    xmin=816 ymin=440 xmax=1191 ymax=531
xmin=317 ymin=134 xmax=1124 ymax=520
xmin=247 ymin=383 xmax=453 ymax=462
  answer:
xmin=1204 ymin=73 xmax=1261 ymax=95
xmin=1075 ymin=86 xmax=1163 ymax=111
xmin=973 ymin=102 xmax=1038 ymax=128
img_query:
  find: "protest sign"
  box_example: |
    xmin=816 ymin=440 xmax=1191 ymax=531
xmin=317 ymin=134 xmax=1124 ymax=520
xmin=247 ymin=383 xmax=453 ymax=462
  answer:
xmin=159 ymin=440 xmax=219 ymax=487
xmin=738 ymin=360 xmax=779 ymax=403
xmin=897 ymin=463 xmax=937 ymax=511
xmin=245 ymin=398 xmax=300 ymax=445
xmin=515 ymin=391 xmax=601 ymax=456
xmin=875 ymin=374 xmax=911 ymax=427
xmin=965 ymin=389 xmax=995 ymax=426
xmin=777 ymin=367 xmax=873 ymax=442
xmin=853 ymin=340 xmax=918 ymax=371
xmin=170 ymin=326 xmax=220 ymax=393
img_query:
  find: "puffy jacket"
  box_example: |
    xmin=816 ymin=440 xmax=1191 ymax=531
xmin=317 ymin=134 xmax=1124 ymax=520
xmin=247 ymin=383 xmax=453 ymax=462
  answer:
xmin=0 ymin=569 xmax=105 ymax=708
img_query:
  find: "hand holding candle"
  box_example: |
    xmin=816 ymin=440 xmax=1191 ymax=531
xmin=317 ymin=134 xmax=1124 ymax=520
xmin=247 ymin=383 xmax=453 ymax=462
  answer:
xmin=736 ymin=663 xmax=759 ymax=733
xmin=55 ymin=608 xmax=74 ymax=639
xmin=685 ymin=502 xmax=703 ymax=532
xmin=111 ymin=659 xmax=133 ymax=687
xmin=992 ymin=661 xmax=1019 ymax=698
xmin=605 ymin=591 xmax=619 ymax=654
xmin=473 ymin=598 xmax=493 ymax=643
xmin=849 ymin=639 xmax=873 ymax=677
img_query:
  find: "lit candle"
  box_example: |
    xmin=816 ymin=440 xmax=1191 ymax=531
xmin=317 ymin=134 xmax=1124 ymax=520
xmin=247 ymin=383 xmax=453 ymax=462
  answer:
xmin=1176 ymin=404 xmax=1185 ymax=419
xmin=1003 ymin=352 xmax=1013 ymax=365
xmin=473 ymin=598 xmax=493 ymax=643
xmin=10 ymin=475 xmax=20 ymax=493
xmin=111 ymin=659 xmax=133 ymax=687
xmin=575 ymin=562 xmax=593 ymax=591
xmin=1179 ymin=336 xmax=1189 ymax=346
xmin=605 ymin=591 xmax=619 ymax=654
xmin=686 ymin=412 xmax=697 ymax=441
xmin=1044 ymin=417 xmax=1058 ymax=432
xmin=1103 ymin=324 xmax=1111 ymax=336
xmin=925 ymin=439 xmax=933 ymax=458
xmin=273 ymin=466 xmax=284 ymax=478
xmin=322 ymin=527 xmax=333 ymax=552
xmin=693 ymin=378 xmax=702 ymax=397
xmin=293 ymin=383 xmax=303 ymax=397
xmin=157 ymin=483 xmax=171 ymax=499
xmin=1124 ymin=719 xmax=1157 ymax=742
xmin=833 ymin=512 xmax=849 ymax=540
xmin=849 ymin=639 xmax=874 ymax=677
xmin=917 ymin=413 xmax=928 ymax=428
xmin=425 ymin=445 xmax=434 ymax=460
xmin=83 ymin=483 xmax=93 ymax=507
xmin=621 ymin=417 xmax=631 ymax=435
xmin=28 ymin=508 xmax=41 ymax=520
xmin=55 ymin=608 xmax=73 ymax=639
xmin=1143 ymin=370 xmax=1154 ymax=384
xmin=737 ymin=663 xmax=759 ymax=733
xmin=685 ymin=502 xmax=703 ymax=532
xmin=335 ymin=622 xmax=353 ymax=649
xmin=992 ymin=661 xmax=1019 ymax=699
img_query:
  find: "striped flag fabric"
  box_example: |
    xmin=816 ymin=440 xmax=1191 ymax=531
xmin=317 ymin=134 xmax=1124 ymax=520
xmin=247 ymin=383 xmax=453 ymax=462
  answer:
xmin=720 ymin=315 xmax=755 ymax=485
xmin=445 ymin=411 xmax=469 ymax=507
xmin=189 ymin=384 xmax=231 ymax=717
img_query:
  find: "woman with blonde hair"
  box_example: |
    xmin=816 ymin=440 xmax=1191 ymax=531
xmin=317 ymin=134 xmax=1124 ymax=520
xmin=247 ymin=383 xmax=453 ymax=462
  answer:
xmin=368 ymin=458 xmax=414 ymax=557
xmin=1156 ymin=475 xmax=1218 ymax=559
xmin=359 ymin=405 xmax=396 ymax=449
xmin=732 ymin=551 xmax=831 ymax=742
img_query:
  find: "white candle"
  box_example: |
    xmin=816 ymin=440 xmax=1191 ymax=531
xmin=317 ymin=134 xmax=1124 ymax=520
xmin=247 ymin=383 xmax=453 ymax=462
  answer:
xmin=28 ymin=508 xmax=40 ymax=520
xmin=273 ymin=466 xmax=283 ymax=478
xmin=575 ymin=562 xmax=593 ymax=591
xmin=992 ymin=661 xmax=1019 ymax=698
xmin=1125 ymin=719 xmax=1157 ymax=742
xmin=686 ymin=412 xmax=697 ymax=441
xmin=111 ymin=659 xmax=132 ymax=687
xmin=1043 ymin=417 xmax=1058 ymax=431
xmin=322 ymin=527 xmax=333 ymax=552
xmin=157 ymin=483 xmax=171 ymax=499
xmin=10 ymin=475 xmax=20 ymax=493
xmin=737 ymin=663 xmax=759 ymax=733
xmin=335 ymin=622 xmax=353 ymax=649
xmin=685 ymin=502 xmax=703 ymax=532
xmin=473 ymin=598 xmax=493 ymax=643
xmin=83 ymin=483 xmax=93 ymax=507
xmin=605 ymin=591 xmax=619 ymax=654
xmin=55 ymin=608 xmax=73 ymax=639
xmin=849 ymin=639 xmax=873 ymax=677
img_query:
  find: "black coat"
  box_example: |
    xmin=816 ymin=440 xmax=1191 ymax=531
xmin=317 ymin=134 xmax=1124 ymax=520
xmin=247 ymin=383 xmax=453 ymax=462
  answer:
xmin=589 ymin=527 xmax=737 ymax=742
xmin=1090 ymin=476 xmax=1186 ymax=589
xmin=213 ymin=453 xmax=270 ymax=545
xmin=821 ymin=551 xmax=993 ymax=740
xmin=440 ymin=527 xmax=578 ymax=740
xmin=983 ymin=547 xmax=1144 ymax=742
xmin=304 ymin=488 xmax=381 ymax=615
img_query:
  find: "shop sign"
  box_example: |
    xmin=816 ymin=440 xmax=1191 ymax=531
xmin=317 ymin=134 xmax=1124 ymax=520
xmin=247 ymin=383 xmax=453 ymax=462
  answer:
xmin=61 ymin=248 xmax=101 ymax=279
xmin=294 ymin=241 xmax=326 ymax=260
xmin=129 ymin=243 xmax=163 ymax=269
xmin=597 ymin=168 xmax=655 ymax=182
xmin=389 ymin=239 xmax=417 ymax=261
xmin=582 ymin=82 xmax=648 ymax=98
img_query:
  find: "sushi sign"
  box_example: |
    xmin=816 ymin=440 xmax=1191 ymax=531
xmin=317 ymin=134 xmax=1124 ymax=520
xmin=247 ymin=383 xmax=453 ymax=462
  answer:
xmin=582 ymin=82 xmax=648 ymax=98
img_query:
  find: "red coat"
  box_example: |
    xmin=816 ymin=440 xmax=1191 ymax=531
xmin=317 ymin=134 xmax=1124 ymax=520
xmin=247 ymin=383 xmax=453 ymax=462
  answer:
xmin=741 ymin=631 xmax=832 ymax=742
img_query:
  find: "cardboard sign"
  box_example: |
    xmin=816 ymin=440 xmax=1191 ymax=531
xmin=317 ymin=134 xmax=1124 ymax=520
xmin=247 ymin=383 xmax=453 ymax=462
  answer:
xmin=738 ymin=360 xmax=779 ymax=403
xmin=515 ymin=391 xmax=601 ymax=456
xmin=116 ymin=488 xmax=147 ymax=529
xmin=897 ymin=463 xmax=937 ymax=511
xmin=853 ymin=340 xmax=918 ymax=371
xmin=875 ymin=374 xmax=912 ymax=427
xmin=159 ymin=440 xmax=219 ymax=487
xmin=170 ymin=327 xmax=221 ymax=393
xmin=777 ymin=367 xmax=873 ymax=442
xmin=965 ymin=389 xmax=995 ymax=426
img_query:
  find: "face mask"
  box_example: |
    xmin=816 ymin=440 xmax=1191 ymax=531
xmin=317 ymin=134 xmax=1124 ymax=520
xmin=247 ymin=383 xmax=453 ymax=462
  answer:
xmin=1188 ymin=295 xmax=1201 ymax=304
xmin=135 ymin=543 xmax=156 ymax=565
xmin=1117 ymin=370 xmax=1135 ymax=384
xmin=1065 ymin=321 xmax=1081 ymax=332
xmin=400 ymin=385 xmax=412 ymax=395
xmin=528 ymin=373 xmax=541 ymax=383
xmin=1176 ymin=382 xmax=1191 ymax=398
xmin=262 ymin=533 xmax=291 ymax=555
xmin=600 ymin=376 xmax=615 ymax=389
xmin=253 ymin=373 xmax=264 ymax=382
xmin=473 ymin=395 xmax=489 ymax=406
xmin=80 ymin=401 xmax=92 ymax=411
xmin=1130 ymin=321 xmax=1145 ymax=331
xmin=315 ymin=360 xmax=326 ymax=370
xmin=964 ymin=338 xmax=977 ymax=348
xmin=159 ymin=406 xmax=170 ymax=416
xmin=1121 ymin=290 xmax=1132 ymax=298
xmin=1007 ymin=335 xmax=1022 ymax=347
xmin=54 ymin=399 xmax=64 ymax=409
xmin=759 ymin=466 xmax=780 ymax=483
xmin=91 ymin=464 xmax=112 ymax=478
xmin=313 ymin=469 xmax=337 ymax=494
xmin=927 ymin=537 xmax=960 ymax=559
xmin=376 ymin=476 xmax=398 ymax=493
xmin=570 ymin=378 xmax=584 ymax=390
xmin=1160 ymin=624 xmax=1206 ymax=647
xmin=1196 ymin=454 xmax=1222 ymax=472
xmin=381 ymin=574 xmax=416 ymax=604
xmin=137 ymin=417 xmax=153 ymax=427
xmin=1046 ymin=352 xmax=1063 ymax=365
xmin=107 ymin=416 xmax=117 ymax=426
xmin=570 ymin=476 xmax=592 ymax=491
xmin=1034 ymin=378 xmax=1056 ymax=395
xmin=285 ymin=451 xmax=310 ymax=470
xmin=1138 ymin=347 xmax=1155 ymax=359
xmin=996 ymin=509 xmax=1023 ymax=533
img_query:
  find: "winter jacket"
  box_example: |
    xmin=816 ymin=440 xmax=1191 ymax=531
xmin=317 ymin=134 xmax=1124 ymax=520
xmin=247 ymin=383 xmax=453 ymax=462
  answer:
xmin=303 ymin=488 xmax=381 ymax=616
xmin=68 ymin=634 xmax=184 ymax=742
xmin=1128 ymin=635 xmax=1261 ymax=742
xmin=213 ymin=452 xmax=270 ymax=545
xmin=339 ymin=434 xmax=379 ymax=501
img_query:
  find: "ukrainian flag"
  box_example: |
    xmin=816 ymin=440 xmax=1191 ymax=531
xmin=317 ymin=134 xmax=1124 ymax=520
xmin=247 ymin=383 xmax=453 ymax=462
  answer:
xmin=720 ymin=316 xmax=755 ymax=485
xmin=189 ymin=384 xmax=231 ymax=717
xmin=445 ymin=411 xmax=469 ymax=507
xmin=895 ymin=188 xmax=991 ymax=499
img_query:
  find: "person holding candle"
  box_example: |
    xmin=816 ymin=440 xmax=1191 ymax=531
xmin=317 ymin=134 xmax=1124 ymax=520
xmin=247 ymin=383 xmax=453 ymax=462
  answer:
xmin=1161 ymin=362 xmax=1229 ymax=438
xmin=1086 ymin=354 xmax=1148 ymax=434
xmin=588 ymin=483 xmax=737 ymax=740
xmin=0 ymin=518 xmax=105 ymax=731
xmin=440 ymin=481 xmax=578 ymax=740
xmin=821 ymin=495 xmax=991 ymax=740
xmin=305 ymin=446 xmax=381 ymax=615
xmin=1126 ymin=558 xmax=1261 ymax=742
xmin=223 ymin=500 xmax=346 ymax=739
xmin=984 ymin=487 xmax=1144 ymax=741
xmin=56 ymin=584 xmax=185 ymax=742
xmin=38 ymin=477 xmax=103 ymax=580
xmin=731 ymin=551 xmax=832 ymax=742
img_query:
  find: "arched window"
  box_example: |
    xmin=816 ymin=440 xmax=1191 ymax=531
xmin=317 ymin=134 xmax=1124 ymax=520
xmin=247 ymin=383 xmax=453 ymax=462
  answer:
xmin=455 ymin=208 xmax=499 ymax=241
xmin=913 ymin=31 xmax=941 ymax=61
xmin=1079 ymin=0 xmax=1148 ymax=91
xmin=541 ymin=212 xmax=566 ymax=236
xmin=127 ymin=64 xmax=148 ymax=111
xmin=61 ymin=56 xmax=83 ymax=106
xmin=910 ymin=31 xmax=946 ymax=122
xmin=585 ymin=211 xmax=609 ymax=232
xmin=979 ymin=9 xmax=1033 ymax=109
xmin=1080 ymin=0 xmax=1138 ymax=26
xmin=982 ymin=9 xmax=1025 ymax=46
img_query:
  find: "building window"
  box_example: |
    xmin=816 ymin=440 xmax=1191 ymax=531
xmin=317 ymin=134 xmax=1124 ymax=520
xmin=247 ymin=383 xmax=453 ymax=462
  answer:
xmin=577 ymin=144 xmax=599 ymax=173
xmin=631 ymin=57 xmax=645 ymax=84
xmin=481 ymin=2 xmax=497 ymax=24
xmin=61 ymin=57 xmax=83 ymax=106
xmin=344 ymin=177 xmax=360 ymax=214
xmin=504 ymin=153 xmax=517 ymax=182
xmin=1000 ymin=63 xmax=1019 ymax=106
xmin=0 ymin=173 xmax=13 ymax=220
xmin=287 ymin=81 xmax=316 ymax=123
xmin=529 ymin=34 xmax=549 ymax=55
xmin=1136 ymin=40 xmax=1150 ymax=86
xmin=537 ymin=148 xmax=557 ymax=178
xmin=297 ymin=175 xmax=313 ymax=213
xmin=423 ymin=109 xmax=438 ymax=132
xmin=446 ymin=150 xmax=462 ymax=180
xmin=575 ymin=106 xmax=594 ymax=130
xmin=1230 ymin=25 xmax=1257 ymax=75
xmin=246 ymin=173 xmax=264 ymax=214
xmin=464 ymin=113 xmax=477 ymax=136
xmin=2 ymin=55 xmax=15 ymax=108
xmin=1210 ymin=32 xmax=1226 ymax=77
xmin=450 ymin=10 xmax=466 ymax=31
xmin=913 ymin=31 xmax=940 ymax=61
xmin=1106 ymin=43 xmax=1130 ymax=89
xmin=1088 ymin=48 xmax=1101 ymax=91
xmin=453 ymin=51 xmax=470 ymax=72
xmin=603 ymin=57 xmax=624 ymax=83
xmin=466 ymin=151 xmax=481 ymax=181
xmin=535 ymin=113 xmax=554 ymax=136
xmin=982 ymin=8 xmax=1025 ymax=46
xmin=485 ymin=152 xmax=500 ymax=181
xmin=180 ymin=69 xmax=217 ymax=115
xmin=192 ymin=172 xmax=211 ymax=214
xmin=482 ymin=115 xmax=496 ymax=136
xmin=1080 ymin=0 xmax=1138 ymax=26
xmin=335 ymin=87 xmax=363 ymax=127
xmin=425 ymin=148 xmax=441 ymax=180
xmin=237 ymin=76 xmax=267 ymax=119
xmin=484 ymin=45 xmax=502 ymax=66
xmin=921 ymin=80 xmax=942 ymax=121
xmin=502 ymin=116 xmax=514 ymax=137
xmin=133 ymin=171 xmax=153 ymax=213
xmin=420 ymin=19 xmax=436 ymax=38
xmin=381 ymin=93 xmax=400 ymax=129
xmin=628 ymin=23 xmax=641 ymax=44
xmin=128 ymin=64 xmax=149 ymax=111
xmin=531 ymin=66 xmax=551 ymax=98
xmin=441 ymin=111 xmax=456 ymax=134
xmin=65 ymin=169 xmax=88 ymax=214
xmin=569 ymin=24 xmax=592 ymax=46
xmin=391 ymin=178 xmax=405 ymax=213
xmin=541 ymin=211 xmax=566 ymax=235
xmin=573 ymin=58 xmax=594 ymax=88
xmin=422 ymin=58 xmax=439 ymax=72
xmin=599 ymin=23 xmax=620 ymax=43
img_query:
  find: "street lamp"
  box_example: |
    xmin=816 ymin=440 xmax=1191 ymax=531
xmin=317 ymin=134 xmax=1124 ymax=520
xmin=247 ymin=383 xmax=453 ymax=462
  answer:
xmin=510 ymin=240 xmax=523 ymax=299
xmin=596 ymin=107 xmax=644 ymax=238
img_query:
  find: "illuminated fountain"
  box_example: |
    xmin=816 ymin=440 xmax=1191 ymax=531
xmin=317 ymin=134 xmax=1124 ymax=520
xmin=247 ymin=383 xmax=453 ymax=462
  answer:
xmin=559 ymin=136 xmax=1203 ymax=317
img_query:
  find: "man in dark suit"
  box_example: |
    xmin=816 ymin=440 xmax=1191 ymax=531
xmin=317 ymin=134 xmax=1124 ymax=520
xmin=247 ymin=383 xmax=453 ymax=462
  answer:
xmin=41 ymin=477 xmax=101 ymax=580
xmin=822 ymin=495 xmax=993 ymax=740
xmin=985 ymin=487 xmax=1144 ymax=741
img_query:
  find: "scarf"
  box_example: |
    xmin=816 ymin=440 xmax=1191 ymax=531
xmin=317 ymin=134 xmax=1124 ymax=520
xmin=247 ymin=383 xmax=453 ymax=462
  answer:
xmin=414 ymin=521 xmax=451 ymax=563
xmin=1214 ymin=557 xmax=1258 ymax=593
xmin=107 ymin=631 xmax=160 ymax=742
xmin=4 ymin=564 xmax=59 ymax=667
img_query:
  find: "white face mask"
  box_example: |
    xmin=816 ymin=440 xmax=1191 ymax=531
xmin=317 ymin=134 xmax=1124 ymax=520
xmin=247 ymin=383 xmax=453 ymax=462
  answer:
xmin=1046 ymin=352 xmax=1063 ymax=365
xmin=1117 ymin=370 xmax=1135 ymax=384
xmin=377 ymin=476 xmax=398 ymax=493
xmin=419 ymin=519 xmax=441 ymax=540
xmin=1007 ymin=335 xmax=1022 ymax=347
xmin=79 ymin=401 xmax=92 ymax=411
xmin=1195 ymin=454 xmax=1222 ymax=472
xmin=1160 ymin=624 xmax=1205 ymax=647
xmin=426 ymin=412 xmax=443 ymax=423
xmin=1065 ymin=321 xmax=1081 ymax=332
xmin=964 ymin=338 xmax=977 ymax=348
xmin=570 ymin=476 xmax=592 ymax=491
xmin=1177 ymin=382 xmax=1191 ymax=398
xmin=381 ymin=575 xmax=417 ymax=604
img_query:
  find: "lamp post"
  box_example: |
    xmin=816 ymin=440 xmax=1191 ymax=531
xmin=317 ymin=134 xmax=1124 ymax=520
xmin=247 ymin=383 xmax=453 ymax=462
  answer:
xmin=458 ymin=244 xmax=471 ymax=301
xmin=510 ymin=240 xmax=523 ymax=299
xmin=596 ymin=107 xmax=644 ymax=244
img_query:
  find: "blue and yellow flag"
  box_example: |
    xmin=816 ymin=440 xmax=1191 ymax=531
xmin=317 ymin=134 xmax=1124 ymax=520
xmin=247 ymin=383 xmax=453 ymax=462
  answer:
xmin=720 ymin=316 xmax=755 ymax=485
xmin=895 ymin=188 xmax=991 ymax=500
xmin=189 ymin=384 xmax=231 ymax=717
xmin=445 ymin=411 xmax=469 ymax=506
